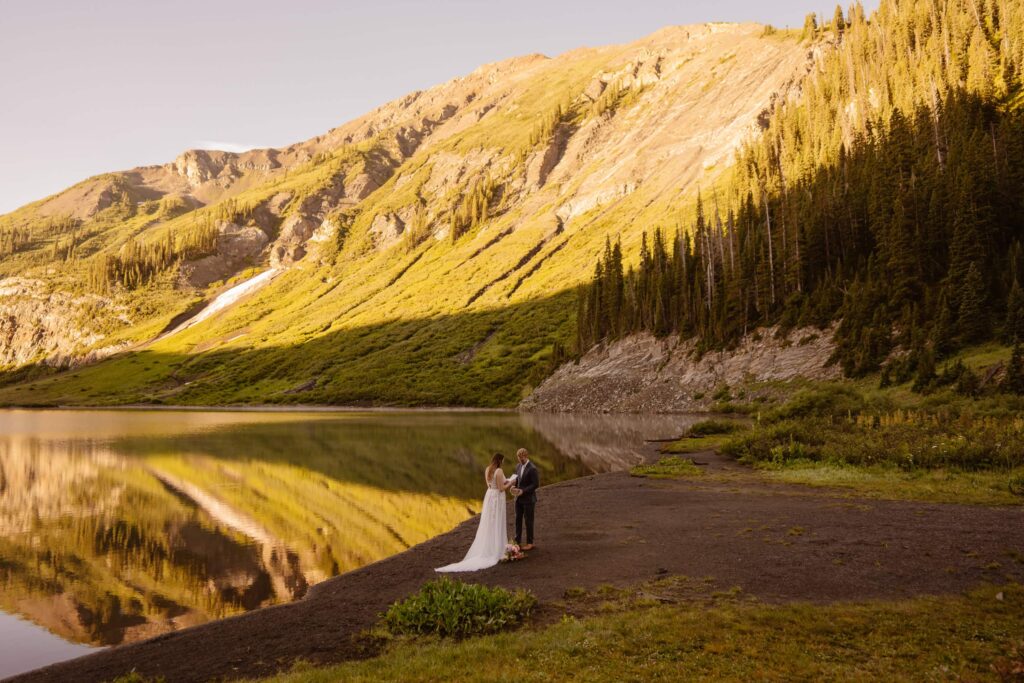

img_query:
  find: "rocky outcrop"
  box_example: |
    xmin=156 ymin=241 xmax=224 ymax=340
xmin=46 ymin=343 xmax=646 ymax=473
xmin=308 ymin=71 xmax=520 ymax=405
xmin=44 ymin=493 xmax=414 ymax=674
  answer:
xmin=270 ymin=214 xmax=318 ymax=266
xmin=369 ymin=212 xmax=406 ymax=250
xmin=521 ymin=327 xmax=840 ymax=413
xmin=0 ymin=278 xmax=119 ymax=369
xmin=181 ymin=222 xmax=270 ymax=288
xmin=168 ymin=148 xmax=283 ymax=192
xmin=526 ymin=123 xmax=574 ymax=190
xmin=173 ymin=150 xmax=227 ymax=187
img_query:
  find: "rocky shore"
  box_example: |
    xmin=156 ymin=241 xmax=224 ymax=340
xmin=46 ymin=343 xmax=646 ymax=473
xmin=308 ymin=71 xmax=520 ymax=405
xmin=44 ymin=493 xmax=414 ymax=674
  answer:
xmin=521 ymin=326 xmax=840 ymax=413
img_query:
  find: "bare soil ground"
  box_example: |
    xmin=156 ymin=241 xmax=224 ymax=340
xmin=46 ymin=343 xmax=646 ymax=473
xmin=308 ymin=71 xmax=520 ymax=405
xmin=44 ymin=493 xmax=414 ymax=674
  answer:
xmin=10 ymin=468 xmax=1024 ymax=683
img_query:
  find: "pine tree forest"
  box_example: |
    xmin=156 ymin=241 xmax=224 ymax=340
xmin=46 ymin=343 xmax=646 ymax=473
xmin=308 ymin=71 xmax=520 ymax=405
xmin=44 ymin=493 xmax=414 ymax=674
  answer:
xmin=577 ymin=0 xmax=1024 ymax=381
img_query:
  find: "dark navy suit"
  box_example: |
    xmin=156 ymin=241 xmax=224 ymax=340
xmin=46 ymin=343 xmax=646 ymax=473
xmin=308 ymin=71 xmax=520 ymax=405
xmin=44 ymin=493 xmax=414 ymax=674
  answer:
xmin=514 ymin=460 xmax=539 ymax=545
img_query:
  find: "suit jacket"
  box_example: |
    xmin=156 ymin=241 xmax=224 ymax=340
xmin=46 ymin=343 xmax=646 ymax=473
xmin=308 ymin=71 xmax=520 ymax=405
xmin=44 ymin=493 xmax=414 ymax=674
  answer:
xmin=514 ymin=461 xmax=539 ymax=504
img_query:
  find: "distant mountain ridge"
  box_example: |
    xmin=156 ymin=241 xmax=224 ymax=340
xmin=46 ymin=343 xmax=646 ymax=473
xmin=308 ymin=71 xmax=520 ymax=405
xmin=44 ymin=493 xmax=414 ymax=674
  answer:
xmin=0 ymin=23 xmax=820 ymax=406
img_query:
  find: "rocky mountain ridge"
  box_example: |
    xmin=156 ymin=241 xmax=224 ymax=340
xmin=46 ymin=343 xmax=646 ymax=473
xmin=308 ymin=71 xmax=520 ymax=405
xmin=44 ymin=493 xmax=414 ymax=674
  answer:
xmin=0 ymin=24 xmax=834 ymax=407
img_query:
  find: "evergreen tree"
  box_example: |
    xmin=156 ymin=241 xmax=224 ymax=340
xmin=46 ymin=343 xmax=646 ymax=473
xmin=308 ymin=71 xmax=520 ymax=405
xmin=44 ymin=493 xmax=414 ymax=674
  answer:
xmin=1005 ymin=279 xmax=1024 ymax=342
xmin=1003 ymin=343 xmax=1024 ymax=395
xmin=933 ymin=286 xmax=957 ymax=354
xmin=802 ymin=12 xmax=819 ymax=40
xmin=832 ymin=5 xmax=846 ymax=32
xmin=912 ymin=344 xmax=937 ymax=394
xmin=957 ymin=262 xmax=988 ymax=343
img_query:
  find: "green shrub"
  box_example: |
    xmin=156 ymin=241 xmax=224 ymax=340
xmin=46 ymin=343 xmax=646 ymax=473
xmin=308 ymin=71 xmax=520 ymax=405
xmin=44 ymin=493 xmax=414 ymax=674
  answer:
xmin=767 ymin=385 xmax=865 ymax=422
xmin=768 ymin=439 xmax=820 ymax=463
xmin=710 ymin=401 xmax=756 ymax=414
xmin=724 ymin=412 xmax=1024 ymax=472
xmin=382 ymin=578 xmax=535 ymax=639
xmin=1009 ymin=474 xmax=1024 ymax=497
xmin=722 ymin=419 xmax=827 ymax=464
xmin=687 ymin=419 xmax=745 ymax=437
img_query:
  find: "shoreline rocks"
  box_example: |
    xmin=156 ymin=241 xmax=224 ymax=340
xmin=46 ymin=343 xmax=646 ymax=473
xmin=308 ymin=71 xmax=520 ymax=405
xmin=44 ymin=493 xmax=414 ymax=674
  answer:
xmin=521 ymin=326 xmax=840 ymax=413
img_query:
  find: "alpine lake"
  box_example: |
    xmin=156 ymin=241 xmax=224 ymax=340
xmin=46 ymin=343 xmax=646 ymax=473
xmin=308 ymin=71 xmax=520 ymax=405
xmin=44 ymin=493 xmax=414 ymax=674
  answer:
xmin=0 ymin=408 xmax=712 ymax=678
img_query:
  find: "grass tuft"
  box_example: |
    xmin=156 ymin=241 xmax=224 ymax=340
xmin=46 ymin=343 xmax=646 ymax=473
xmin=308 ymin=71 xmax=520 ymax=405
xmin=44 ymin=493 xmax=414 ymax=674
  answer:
xmin=631 ymin=456 xmax=705 ymax=479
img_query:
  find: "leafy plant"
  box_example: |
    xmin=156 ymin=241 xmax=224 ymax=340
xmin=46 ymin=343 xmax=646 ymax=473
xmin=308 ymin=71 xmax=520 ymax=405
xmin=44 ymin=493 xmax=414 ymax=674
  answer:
xmin=1010 ymin=474 xmax=1024 ymax=498
xmin=711 ymin=385 xmax=732 ymax=401
xmin=766 ymin=385 xmax=865 ymax=422
xmin=687 ymin=419 xmax=745 ymax=437
xmin=724 ymin=411 xmax=1024 ymax=473
xmin=381 ymin=578 xmax=535 ymax=638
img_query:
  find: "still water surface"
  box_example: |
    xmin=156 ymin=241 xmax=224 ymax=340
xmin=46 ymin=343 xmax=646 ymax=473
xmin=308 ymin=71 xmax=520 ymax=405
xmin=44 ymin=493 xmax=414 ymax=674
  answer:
xmin=0 ymin=408 xmax=705 ymax=677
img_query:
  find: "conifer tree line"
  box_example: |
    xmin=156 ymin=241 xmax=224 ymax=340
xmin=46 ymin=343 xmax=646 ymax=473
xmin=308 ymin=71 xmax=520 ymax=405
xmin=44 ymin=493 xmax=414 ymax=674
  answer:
xmin=577 ymin=0 xmax=1024 ymax=380
xmin=0 ymin=225 xmax=31 ymax=256
xmin=1 ymin=214 xmax=80 ymax=257
xmin=89 ymin=234 xmax=177 ymax=292
xmin=591 ymin=81 xmax=623 ymax=118
xmin=88 ymin=219 xmax=219 ymax=292
xmin=42 ymin=213 xmax=80 ymax=235
xmin=528 ymin=102 xmax=569 ymax=148
xmin=83 ymin=196 xmax=253 ymax=292
xmin=450 ymin=175 xmax=498 ymax=242
xmin=50 ymin=231 xmax=82 ymax=262
xmin=589 ymin=80 xmax=646 ymax=119
xmin=210 ymin=198 xmax=256 ymax=225
xmin=404 ymin=204 xmax=430 ymax=252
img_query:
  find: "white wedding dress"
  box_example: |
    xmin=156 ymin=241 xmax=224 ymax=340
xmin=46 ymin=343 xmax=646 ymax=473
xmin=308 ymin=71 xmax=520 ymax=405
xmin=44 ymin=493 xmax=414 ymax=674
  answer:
xmin=436 ymin=468 xmax=510 ymax=573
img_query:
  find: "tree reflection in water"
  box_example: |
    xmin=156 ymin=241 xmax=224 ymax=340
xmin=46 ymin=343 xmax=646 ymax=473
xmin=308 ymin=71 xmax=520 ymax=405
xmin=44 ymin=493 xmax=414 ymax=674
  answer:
xmin=0 ymin=409 xmax=700 ymax=648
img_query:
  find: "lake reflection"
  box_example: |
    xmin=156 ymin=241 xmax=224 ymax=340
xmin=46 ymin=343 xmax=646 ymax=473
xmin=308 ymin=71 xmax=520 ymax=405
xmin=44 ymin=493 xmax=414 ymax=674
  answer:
xmin=0 ymin=408 xmax=709 ymax=675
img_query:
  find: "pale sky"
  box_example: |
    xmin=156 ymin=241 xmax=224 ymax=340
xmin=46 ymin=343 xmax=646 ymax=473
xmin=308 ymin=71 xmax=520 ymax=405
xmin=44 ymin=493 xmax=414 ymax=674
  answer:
xmin=0 ymin=0 xmax=879 ymax=214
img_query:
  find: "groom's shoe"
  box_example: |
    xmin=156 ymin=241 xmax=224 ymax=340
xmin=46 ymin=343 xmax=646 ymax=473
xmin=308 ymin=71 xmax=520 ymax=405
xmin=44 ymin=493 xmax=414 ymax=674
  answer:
xmin=521 ymin=544 xmax=535 ymax=551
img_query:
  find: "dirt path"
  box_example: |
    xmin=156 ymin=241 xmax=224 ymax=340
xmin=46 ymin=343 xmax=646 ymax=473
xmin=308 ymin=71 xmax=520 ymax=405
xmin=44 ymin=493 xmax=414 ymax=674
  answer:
xmin=11 ymin=472 xmax=1024 ymax=683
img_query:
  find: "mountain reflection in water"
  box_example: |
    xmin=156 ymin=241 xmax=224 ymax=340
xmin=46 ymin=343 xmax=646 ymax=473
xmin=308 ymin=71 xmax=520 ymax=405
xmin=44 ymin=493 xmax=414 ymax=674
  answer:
xmin=0 ymin=408 xmax=709 ymax=668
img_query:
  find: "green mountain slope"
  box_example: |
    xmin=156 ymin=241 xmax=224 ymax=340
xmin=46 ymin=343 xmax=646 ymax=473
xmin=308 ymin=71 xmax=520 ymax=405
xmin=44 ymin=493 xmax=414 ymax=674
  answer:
xmin=0 ymin=23 xmax=814 ymax=406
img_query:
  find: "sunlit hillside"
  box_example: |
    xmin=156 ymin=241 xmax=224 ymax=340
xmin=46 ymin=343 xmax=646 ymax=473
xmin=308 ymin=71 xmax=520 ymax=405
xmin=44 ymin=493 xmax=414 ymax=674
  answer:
xmin=0 ymin=24 xmax=813 ymax=406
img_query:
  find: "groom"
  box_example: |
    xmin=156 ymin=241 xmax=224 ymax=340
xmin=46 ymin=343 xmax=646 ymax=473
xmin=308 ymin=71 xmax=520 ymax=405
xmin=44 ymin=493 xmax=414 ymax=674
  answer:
xmin=511 ymin=447 xmax=539 ymax=550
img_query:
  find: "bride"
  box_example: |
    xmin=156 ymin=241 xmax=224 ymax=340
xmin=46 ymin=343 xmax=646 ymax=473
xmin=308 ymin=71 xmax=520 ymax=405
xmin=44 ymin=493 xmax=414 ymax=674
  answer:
xmin=436 ymin=452 xmax=515 ymax=573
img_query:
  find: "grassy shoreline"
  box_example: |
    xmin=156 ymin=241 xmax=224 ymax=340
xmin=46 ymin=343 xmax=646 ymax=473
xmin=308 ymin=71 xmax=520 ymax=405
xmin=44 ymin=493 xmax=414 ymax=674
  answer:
xmin=632 ymin=345 xmax=1024 ymax=506
xmin=247 ymin=584 xmax=1024 ymax=682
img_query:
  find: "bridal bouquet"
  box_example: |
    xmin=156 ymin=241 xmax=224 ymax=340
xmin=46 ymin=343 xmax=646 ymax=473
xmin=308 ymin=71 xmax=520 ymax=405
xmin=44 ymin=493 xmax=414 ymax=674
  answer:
xmin=503 ymin=541 xmax=525 ymax=562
